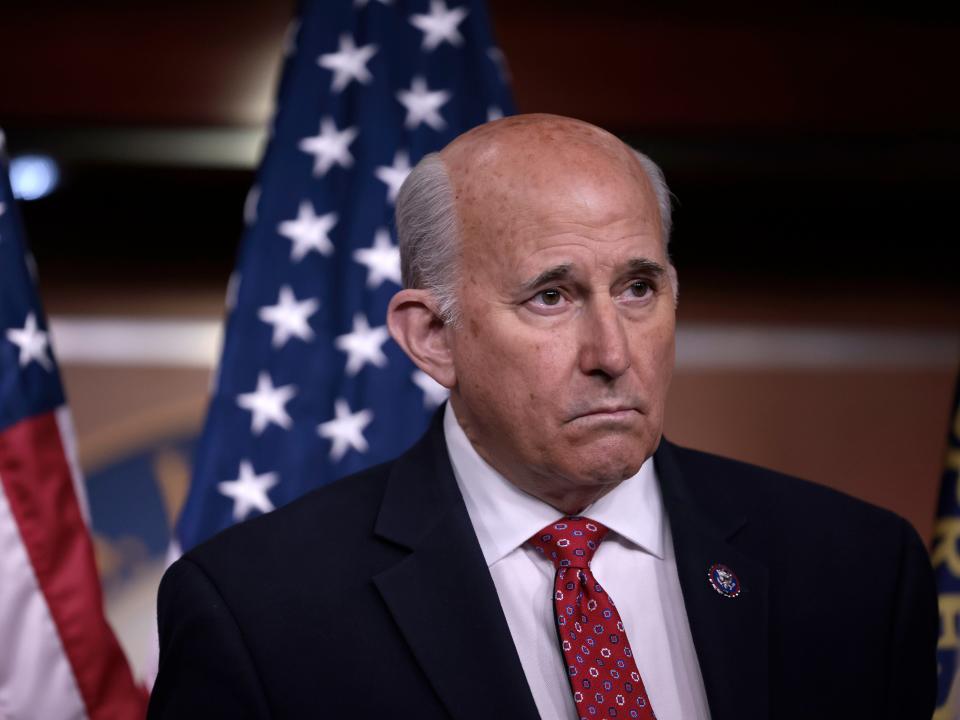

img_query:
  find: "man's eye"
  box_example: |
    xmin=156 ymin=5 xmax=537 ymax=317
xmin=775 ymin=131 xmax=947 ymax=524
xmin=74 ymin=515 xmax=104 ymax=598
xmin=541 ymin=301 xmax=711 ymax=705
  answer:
xmin=629 ymin=280 xmax=650 ymax=297
xmin=537 ymin=288 xmax=563 ymax=306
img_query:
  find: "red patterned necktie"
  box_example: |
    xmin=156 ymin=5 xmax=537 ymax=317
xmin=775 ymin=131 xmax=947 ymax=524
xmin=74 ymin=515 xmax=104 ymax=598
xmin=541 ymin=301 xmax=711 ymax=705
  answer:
xmin=529 ymin=516 xmax=656 ymax=720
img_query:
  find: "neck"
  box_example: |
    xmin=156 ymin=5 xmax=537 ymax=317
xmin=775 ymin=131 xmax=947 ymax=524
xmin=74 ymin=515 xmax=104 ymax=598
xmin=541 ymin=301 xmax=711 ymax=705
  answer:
xmin=523 ymin=481 xmax=617 ymax=516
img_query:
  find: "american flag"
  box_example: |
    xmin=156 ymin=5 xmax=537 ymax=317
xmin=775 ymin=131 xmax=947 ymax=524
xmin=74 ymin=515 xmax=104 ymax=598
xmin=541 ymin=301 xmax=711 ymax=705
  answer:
xmin=933 ymin=375 xmax=960 ymax=718
xmin=0 ymin=132 xmax=146 ymax=717
xmin=177 ymin=0 xmax=515 ymax=551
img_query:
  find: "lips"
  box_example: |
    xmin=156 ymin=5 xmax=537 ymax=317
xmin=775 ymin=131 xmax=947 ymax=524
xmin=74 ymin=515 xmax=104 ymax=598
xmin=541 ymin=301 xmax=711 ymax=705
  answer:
xmin=565 ymin=404 xmax=642 ymax=423
xmin=582 ymin=406 xmax=636 ymax=416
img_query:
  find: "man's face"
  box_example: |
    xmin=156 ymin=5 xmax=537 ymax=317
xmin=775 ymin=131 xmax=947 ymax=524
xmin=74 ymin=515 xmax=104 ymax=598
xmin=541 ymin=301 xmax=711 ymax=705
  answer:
xmin=444 ymin=126 xmax=676 ymax=510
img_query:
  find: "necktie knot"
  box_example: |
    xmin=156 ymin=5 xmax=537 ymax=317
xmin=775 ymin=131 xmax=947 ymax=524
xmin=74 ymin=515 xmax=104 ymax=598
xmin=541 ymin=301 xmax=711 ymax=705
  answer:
xmin=529 ymin=516 xmax=609 ymax=569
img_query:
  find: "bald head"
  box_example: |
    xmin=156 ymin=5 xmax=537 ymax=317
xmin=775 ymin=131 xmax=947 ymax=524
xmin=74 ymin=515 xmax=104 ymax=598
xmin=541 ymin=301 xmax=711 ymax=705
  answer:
xmin=441 ymin=114 xmax=648 ymax=190
xmin=395 ymin=114 xmax=674 ymax=323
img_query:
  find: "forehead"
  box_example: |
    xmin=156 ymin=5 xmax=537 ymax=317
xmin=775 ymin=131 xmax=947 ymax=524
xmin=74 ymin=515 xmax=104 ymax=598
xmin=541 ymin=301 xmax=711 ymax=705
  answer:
xmin=444 ymin=122 xmax=663 ymax=273
xmin=445 ymin=118 xmax=649 ymax=207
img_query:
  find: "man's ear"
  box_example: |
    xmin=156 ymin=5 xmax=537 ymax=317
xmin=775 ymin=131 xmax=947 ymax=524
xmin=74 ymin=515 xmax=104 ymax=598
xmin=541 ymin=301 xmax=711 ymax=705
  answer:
xmin=387 ymin=289 xmax=456 ymax=388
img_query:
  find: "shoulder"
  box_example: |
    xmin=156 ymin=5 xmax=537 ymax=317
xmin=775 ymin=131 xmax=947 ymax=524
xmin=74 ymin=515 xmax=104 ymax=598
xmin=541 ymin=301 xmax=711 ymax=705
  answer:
xmin=666 ymin=440 xmax=902 ymax=523
xmin=661 ymin=441 xmax=922 ymax=559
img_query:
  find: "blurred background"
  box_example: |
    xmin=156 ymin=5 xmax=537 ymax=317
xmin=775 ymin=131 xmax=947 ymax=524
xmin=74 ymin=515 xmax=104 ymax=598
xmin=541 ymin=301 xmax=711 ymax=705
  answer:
xmin=1 ymin=0 xmax=958 ymax=677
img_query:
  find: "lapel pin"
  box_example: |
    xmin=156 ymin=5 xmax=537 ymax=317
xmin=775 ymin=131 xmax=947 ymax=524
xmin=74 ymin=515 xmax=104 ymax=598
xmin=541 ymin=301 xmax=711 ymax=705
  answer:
xmin=707 ymin=563 xmax=741 ymax=598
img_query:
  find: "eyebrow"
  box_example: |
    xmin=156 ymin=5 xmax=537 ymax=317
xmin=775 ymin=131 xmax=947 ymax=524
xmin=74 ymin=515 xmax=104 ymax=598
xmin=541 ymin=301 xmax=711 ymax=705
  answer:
xmin=520 ymin=258 xmax=666 ymax=292
xmin=623 ymin=258 xmax=667 ymax=278
xmin=521 ymin=264 xmax=574 ymax=293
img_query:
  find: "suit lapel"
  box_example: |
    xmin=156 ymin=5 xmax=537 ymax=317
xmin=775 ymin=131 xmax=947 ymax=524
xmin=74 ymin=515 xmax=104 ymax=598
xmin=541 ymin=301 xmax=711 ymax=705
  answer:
xmin=655 ymin=441 xmax=770 ymax=720
xmin=372 ymin=412 xmax=541 ymax=720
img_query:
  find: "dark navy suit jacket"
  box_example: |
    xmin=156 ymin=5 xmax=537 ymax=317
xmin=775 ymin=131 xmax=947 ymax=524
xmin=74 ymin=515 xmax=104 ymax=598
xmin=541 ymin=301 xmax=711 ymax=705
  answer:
xmin=148 ymin=411 xmax=938 ymax=718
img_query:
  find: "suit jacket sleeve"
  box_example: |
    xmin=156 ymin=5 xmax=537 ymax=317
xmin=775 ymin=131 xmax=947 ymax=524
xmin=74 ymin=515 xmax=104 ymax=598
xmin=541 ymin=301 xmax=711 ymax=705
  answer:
xmin=148 ymin=557 xmax=272 ymax=719
xmin=886 ymin=517 xmax=939 ymax=718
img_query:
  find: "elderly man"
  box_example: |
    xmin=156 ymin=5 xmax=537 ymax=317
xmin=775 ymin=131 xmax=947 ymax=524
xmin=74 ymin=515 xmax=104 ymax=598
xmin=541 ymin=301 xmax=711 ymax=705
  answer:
xmin=149 ymin=115 xmax=937 ymax=719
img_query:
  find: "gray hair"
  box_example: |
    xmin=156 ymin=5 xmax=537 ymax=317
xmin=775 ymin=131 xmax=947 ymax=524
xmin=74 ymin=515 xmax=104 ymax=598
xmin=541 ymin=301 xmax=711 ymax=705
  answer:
xmin=631 ymin=150 xmax=673 ymax=244
xmin=395 ymin=147 xmax=674 ymax=325
xmin=395 ymin=153 xmax=461 ymax=324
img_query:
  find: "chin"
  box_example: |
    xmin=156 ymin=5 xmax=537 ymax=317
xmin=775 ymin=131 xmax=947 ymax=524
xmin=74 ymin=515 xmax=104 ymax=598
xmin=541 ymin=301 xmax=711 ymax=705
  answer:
xmin=566 ymin=420 xmax=654 ymax=465
xmin=563 ymin=445 xmax=647 ymax=487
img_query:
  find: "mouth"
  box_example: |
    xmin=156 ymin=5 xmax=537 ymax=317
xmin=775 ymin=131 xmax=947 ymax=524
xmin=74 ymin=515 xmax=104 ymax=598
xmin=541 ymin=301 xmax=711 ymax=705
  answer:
xmin=565 ymin=405 xmax=642 ymax=423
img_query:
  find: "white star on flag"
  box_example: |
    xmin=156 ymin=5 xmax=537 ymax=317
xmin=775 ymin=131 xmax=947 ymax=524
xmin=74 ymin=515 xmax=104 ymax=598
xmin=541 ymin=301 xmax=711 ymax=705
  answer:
xmin=318 ymin=34 xmax=378 ymax=93
xmin=374 ymin=150 xmax=411 ymax=205
xmin=298 ymin=117 xmax=359 ymax=176
xmin=318 ymin=398 xmax=374 ymax=462
xmin=0 ymin=202 xmax=6 ymax=218
xmin=353 ymin=228 xmax=401 ymax=289
xmin=487 ymin=106 xmax=503 ymax=122
xmin=236 ymin=371 xmax=297 ymax=435
xmin=413 ymin=370 xmax=450 ymax=408
xmin=217 ymin=460 xmax=279 ymax=521
xmin=410 ymin=0 xmax=469 ymax=52
xmin=6 ymin=312 xmax=53 ymax=371
xmin=277 ymin=200 xmax=338 ymax=261
xmin=335 ymin=313 xmax=390 ymax=376
xmin=258 ymin=285 xmax=320 ymax=348
xmin=397 ymin=76 xmax=451 ymax=131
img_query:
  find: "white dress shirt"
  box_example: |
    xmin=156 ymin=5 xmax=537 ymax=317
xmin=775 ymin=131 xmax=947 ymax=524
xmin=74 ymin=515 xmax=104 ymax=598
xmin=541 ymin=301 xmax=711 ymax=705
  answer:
xmin=444 ymin=404 xmax=711 ymax=720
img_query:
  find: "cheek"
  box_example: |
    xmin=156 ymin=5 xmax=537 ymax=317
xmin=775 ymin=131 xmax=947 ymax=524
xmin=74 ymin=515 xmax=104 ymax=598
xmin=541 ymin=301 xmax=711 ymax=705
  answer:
xmin=649 ymin=322 xmax=675 ymax=369
xmin=456 ymin=322 xmax=569 ymax=415
xmin=642 ymin=323 xmax=676 ymax=401
xmin=500 ymin=333 xmax=572 ymax=397
xmin=487 ymin=339 xmax=551 ymax=396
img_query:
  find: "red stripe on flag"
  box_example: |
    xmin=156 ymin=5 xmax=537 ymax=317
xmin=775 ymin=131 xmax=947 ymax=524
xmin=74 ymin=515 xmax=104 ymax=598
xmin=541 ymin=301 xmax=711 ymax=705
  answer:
xmin=0 ymin=411 xmax=147 ymax=719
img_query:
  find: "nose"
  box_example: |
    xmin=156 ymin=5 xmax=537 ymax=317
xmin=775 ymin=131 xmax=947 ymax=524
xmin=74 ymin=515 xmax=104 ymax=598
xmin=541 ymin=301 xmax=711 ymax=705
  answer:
xmin=578 ymin=297 xmax=631 ymax=379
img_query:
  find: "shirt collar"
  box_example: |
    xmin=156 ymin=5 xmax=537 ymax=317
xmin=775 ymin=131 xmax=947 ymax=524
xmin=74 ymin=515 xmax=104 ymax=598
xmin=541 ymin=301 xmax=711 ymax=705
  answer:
xmin=444 ymin=403 xmax=664 ymax=567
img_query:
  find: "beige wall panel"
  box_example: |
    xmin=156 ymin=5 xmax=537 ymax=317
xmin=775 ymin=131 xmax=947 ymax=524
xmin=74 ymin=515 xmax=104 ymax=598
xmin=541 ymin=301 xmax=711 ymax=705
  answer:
xmin=60 ymin=365 xmax=211 ymax=475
